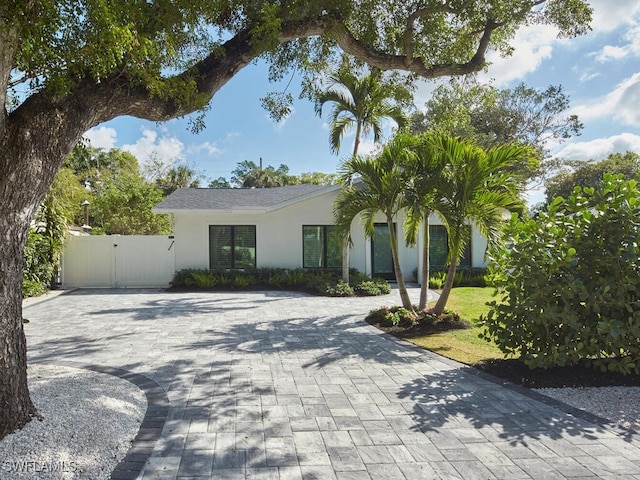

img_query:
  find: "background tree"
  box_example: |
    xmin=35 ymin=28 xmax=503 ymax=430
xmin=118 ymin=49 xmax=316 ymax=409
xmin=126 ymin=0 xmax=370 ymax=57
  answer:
xmin=0 ymin=0 xmax=592 ymax=438
xmin=208 ymin=177 xmax=232 ymax=188
xmin=429 ymin=135 xmax=533 ymax=315
xmin=334 ymin=134 xmax=419 ymax=309
xmin=544 ymin=151 xmax=640 ymax=203
xmin=297 ymin=172 xmax=341 ymax=186
xmin=412 ymin=78 xmax=582 ymax=181
xmin=230 ymin=160 xmax=297 ymax=188
xmin=90 ymin=177 xmax=171 ymax=235
xmin=155 ymin=164 xmax=203 ymax=196
xmin=23 ymin=167 xmax=86 ymax=297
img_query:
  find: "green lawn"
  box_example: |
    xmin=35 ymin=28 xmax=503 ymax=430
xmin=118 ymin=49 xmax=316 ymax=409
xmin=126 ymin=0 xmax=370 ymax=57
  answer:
xmin=405 ymin=287 xmax=506 ymax=365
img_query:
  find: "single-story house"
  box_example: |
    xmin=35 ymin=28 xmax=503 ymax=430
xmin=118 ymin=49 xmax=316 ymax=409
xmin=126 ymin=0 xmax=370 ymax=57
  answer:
xmin=152 ymin=184 xmax=488 ymax=282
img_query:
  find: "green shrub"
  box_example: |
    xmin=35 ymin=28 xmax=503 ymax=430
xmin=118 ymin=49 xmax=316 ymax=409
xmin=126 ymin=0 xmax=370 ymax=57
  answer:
xmin=317 ymin=280 xmax=354 ymax=297
xmin=428 ymin=271 xmax=446 ymax=289
xmin=22 ymin=279 xmax=46 ymax=298
xmin=188 ymin=271 xmax=218 ymax=288
xmin=480 ymin=175 xmax=640 ymax=375
xmin=23 ymin=231 xmax=57 ymax=296
xmin=368 ymin=305 xmax=468 ymax=329
xmin=354 ymin=278 xmax=391 ymax=296
xmin=428 ymin=268 xmax=488 ymax=289
xmin=170 ymin=267 xmax=390 ymax=298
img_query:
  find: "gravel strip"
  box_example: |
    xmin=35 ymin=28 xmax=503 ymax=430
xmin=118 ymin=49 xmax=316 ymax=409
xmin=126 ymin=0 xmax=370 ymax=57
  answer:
xmin=0 ymin=365 xmax=146 ymax=480
xmin=536 ymin=386 xmax=640 ymax=432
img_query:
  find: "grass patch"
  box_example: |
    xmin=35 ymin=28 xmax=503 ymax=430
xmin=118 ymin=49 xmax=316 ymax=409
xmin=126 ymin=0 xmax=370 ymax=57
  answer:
xmin=403 ymin=287 xmax=505 ymax=365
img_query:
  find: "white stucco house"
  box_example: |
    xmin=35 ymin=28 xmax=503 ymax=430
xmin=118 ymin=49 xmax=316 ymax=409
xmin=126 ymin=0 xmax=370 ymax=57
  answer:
xmin=152 ymin=184 xmax=488 ymax=283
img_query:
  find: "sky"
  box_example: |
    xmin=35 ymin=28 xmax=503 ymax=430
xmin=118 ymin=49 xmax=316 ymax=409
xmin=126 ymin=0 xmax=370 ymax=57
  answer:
xmin=84 ymin=0 xmax=640 ymax=204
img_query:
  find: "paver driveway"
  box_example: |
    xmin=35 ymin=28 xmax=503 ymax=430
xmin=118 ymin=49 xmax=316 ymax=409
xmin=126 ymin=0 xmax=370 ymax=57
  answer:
xmin=23 ymin=288 xmax=640 ymax=480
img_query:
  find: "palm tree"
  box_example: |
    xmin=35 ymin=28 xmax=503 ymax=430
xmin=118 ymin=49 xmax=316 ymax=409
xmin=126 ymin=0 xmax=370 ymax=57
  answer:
xmin=156 ymin=164 xmax=201 ymax=196
xmin=429 ymin=135 xmax=533 ymax=315
xmin=315 ymin=67 xmax=408 ymax=282
xmin=334 ymin=134 xmax=417 ymax=309
xmin=403 ymin=134 xmax=446 ymax=310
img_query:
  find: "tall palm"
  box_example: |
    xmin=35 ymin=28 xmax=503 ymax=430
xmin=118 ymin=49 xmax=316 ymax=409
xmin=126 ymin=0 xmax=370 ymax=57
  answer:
xmin=403 ymin=134 xmax=446 ymax=310
xmin=334 ymin=134 xmax=417 ymax=309
xmin=316 ymin=68 xmax=408 ymax=282
xmin=157 ymin=164 xmax=201 ymax=196
xmin=429 ymin=135 xmax=533 ymax=315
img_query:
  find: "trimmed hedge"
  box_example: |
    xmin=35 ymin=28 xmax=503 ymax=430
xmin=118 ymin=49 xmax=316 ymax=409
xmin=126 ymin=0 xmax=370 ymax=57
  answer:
xmin=171 ymin=267 xmax=391 ymax=297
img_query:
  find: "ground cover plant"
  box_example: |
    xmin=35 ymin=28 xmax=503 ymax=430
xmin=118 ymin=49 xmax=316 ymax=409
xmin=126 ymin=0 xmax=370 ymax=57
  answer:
xmin=171 ymin=267 xmax=391 ymax=297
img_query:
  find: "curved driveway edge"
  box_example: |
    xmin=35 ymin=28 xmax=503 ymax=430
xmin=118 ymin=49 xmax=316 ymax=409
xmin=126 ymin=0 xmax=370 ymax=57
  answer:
xmin=23 ymin=289 xmax=640 ymax=480
xmin=29 ymin=360 xmax=169 ymax=480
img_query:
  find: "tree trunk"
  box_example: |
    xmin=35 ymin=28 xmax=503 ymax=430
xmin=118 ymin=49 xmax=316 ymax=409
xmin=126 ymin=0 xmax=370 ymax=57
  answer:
xmin=0 ymin=122 xmax=73 ymax=438
xmin=419 ymin=218 xmax=430 ymax=310
xmin=432 ymin=245 xmax=459 ymax=315
xmin=0 ymin=223 xmax=37 ymax=439
xmin=0 ymin=83 xmax=119 ymax=439
xmin=341 ymin=237 xmax=350 ymax=283
xmin=387 ymin=217 xmax=412 ymax=309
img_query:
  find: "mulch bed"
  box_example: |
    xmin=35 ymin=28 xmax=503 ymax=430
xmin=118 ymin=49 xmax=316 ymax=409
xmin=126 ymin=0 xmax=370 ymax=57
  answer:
xmin=365 ymin=316 xmax=640 ymax=389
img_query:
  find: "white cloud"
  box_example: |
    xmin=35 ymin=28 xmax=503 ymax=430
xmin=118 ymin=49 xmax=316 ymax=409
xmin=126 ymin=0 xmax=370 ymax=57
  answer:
xmin=481 ymin=24 xmax=558 ymax=87
xmin=555 ymin=133 xmax=640 ymax=160
xmin=121 ymin=127 xmax=185 ymax=169
xmin=594 ymin=24 xmax=640 ymax=62
xmin=589 ymin=0 xmax=640 ymax=33
xmin=572 ymin=72 xmax=640 ymax=127
xmin=577 ymin=70 xmax=601 ymax=84
xmin=187 ymin=141 xmax=222 ymax=157
xmin=357 ymin=138 xmax=377 ymax=156
xmin=83 ymin=126 xmax=117 ymax=150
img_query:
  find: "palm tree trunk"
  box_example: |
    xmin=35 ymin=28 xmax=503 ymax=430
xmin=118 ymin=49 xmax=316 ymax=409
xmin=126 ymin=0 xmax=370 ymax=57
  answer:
xmin=419 ymin=218 xmax=430 ymax=310
xmin=341 ymin=122 xmax=363 ymax=284
xmin=341 ymin=236 xmax=350 ymax=283
xmin=433 ymin=244 xmax=459 ymax=315
xmin=387 ymin=216 xmax=412 ymax=309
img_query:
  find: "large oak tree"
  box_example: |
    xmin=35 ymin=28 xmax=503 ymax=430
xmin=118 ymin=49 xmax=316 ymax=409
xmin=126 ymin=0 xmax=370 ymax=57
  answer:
xmin=0 ymin=1 xmax=591 ymax=438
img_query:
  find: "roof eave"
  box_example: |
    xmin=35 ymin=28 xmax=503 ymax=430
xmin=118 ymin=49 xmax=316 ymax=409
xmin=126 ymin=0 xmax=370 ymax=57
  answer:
xmin=152 ymin=207 xmax=269 ymax=215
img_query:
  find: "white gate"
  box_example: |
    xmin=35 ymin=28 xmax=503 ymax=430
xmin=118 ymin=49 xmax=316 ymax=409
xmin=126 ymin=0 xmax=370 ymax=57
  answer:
xmin=62 ymin=235 xmax=175 ymax=288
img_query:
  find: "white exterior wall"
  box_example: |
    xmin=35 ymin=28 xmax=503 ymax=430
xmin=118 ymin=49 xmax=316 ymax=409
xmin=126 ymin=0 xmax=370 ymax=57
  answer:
xmin=170 ymin=189 xmax=488 ymax=281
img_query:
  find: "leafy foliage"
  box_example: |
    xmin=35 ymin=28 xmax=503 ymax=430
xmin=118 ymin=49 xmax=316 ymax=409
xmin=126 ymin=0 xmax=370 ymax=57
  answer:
xmin=480 ymin=175 xmax=640 ymax=374
xmin=151 ymin=163 xmax=204 ymax=196
xmin=544 ymin=151 xmax=640 ymax=203
xmin=314 ymin=65 xmax=411 ymax=156
xmin=22 ymin=232 xmax=57 ymax=297
xmin=411 ymin=78 xmax=579 ymax=180
xmin=230 ymin=160 xmax=298 ymax=188
xmin=428 ymin=268 xmax=489 ymax=289
xmin=171 ymin=267 xmax=389 ymax=297
xmin=368 ymin=305 xmax=467 ymax=329
xmin=427 ymin=134 xmax=532 ymax=315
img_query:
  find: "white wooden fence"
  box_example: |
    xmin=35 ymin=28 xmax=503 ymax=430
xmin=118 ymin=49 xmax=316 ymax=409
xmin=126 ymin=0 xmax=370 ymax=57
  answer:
xmin=62 ymin=235 xmax=175 ymax=288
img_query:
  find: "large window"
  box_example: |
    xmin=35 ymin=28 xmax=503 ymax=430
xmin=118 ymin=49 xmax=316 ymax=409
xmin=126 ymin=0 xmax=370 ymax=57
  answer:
xmin=429 ymin=225 xmax=471 ymax=268
xmin=303 ymin=226 xmax=342 ymax=268
xmin=209 ymin=225 xmax=256 ymax=269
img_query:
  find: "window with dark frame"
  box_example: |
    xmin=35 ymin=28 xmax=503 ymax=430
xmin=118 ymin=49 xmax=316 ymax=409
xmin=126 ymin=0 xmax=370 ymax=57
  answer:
xmin=429 ymin=225 xmax=472 ymax=268
xmin=302 ymin=225 xmax=342 ymax=269
xmin=209 ymin=225 xmax=256 ymax=269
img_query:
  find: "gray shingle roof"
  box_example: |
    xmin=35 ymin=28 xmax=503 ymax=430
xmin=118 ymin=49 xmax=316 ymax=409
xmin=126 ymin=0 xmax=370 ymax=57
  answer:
xmin=154 ymin=184 xmax=333 ymax=212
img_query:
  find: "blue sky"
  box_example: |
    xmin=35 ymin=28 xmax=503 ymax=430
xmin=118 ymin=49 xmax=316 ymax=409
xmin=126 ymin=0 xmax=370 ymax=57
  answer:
xmin=85 ymin=0 xmax=640 ymax=203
